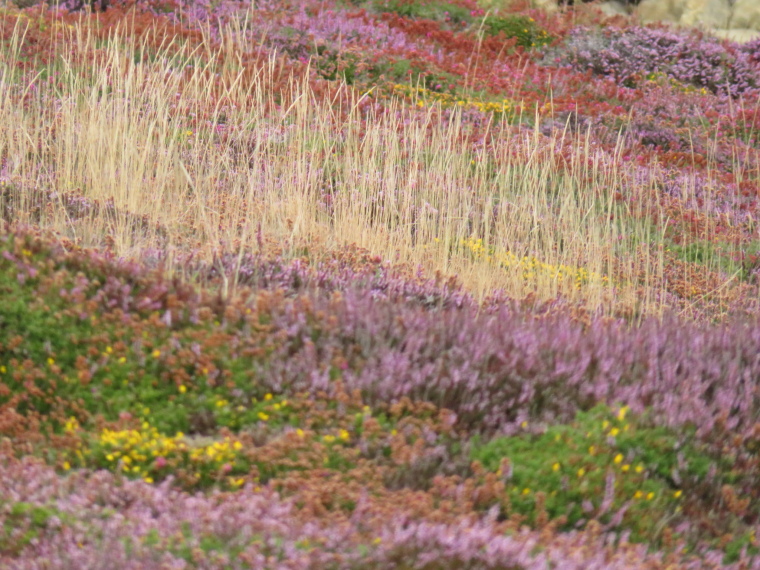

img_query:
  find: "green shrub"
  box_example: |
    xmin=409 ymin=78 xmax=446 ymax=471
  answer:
xmin=373 ymin=0 xmax=473 ymax=26
xmin=482 ymin=14 xmax=551 ymax=49
xmin=469 ymin=404 xmax=749 ymax=553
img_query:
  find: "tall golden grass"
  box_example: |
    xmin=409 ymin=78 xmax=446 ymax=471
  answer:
xmin=0 ymin=12 xmax=749 ymax=320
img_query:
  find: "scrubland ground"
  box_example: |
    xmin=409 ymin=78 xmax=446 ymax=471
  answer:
xmin=0 ymin=0 xmax=759 ymax=567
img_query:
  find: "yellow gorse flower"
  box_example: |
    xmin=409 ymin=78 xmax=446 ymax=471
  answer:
xmin=456 ymin=237 xmax=610 ymax=289
xmin=96 ymin=422 xmax=244 ymax=482
xmin=64 ymin=417 xmax=80 ymax=434
xmin=392 ymin=84 xmax=513 ymax=116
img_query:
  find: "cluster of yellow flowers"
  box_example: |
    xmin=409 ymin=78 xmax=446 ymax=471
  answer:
xmin=392 ymin=84 xmax=513 ymax=115
xmin=96 ymin=422 xmax=243 ymax=484
xmin=189 ymin=437 xmax=243 ymax=463
xmin=645 ymin=72 xmax=710 ymax=96
xmin=98 ymin=424 xmax=186 ymax=482
xmin=548 ymin=406 xmax=683 ymax=502
xmin=253 ymin=393 xmax=289 ymax=422
xmin=322 ymin=429 xmax=351 ymax=444
xmin=459 ymin=237 xmax=609 ymax=289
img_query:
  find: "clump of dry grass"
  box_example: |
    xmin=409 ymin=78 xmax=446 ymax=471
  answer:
xmin=0 ymin=11 xmax=752 ymax=320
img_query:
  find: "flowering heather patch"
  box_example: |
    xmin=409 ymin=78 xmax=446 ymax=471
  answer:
xmin=546 ymin=26 xmax=760 ymax=98
xmin=4 ymin=454 xmax=745 ymax=568
xmin=1 ymin=228 xmax=759 ymax=565
xmin=1 ymin=0 xmax=760 ymax=565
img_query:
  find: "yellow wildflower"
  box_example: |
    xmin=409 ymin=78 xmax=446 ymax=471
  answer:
xmin=614 ymin=454 xmax=623 ymax=464
xmin=64 ymin=417 xmax=79 ymax=433
xmin=179 ymin=385 xmax=187 ymax=394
